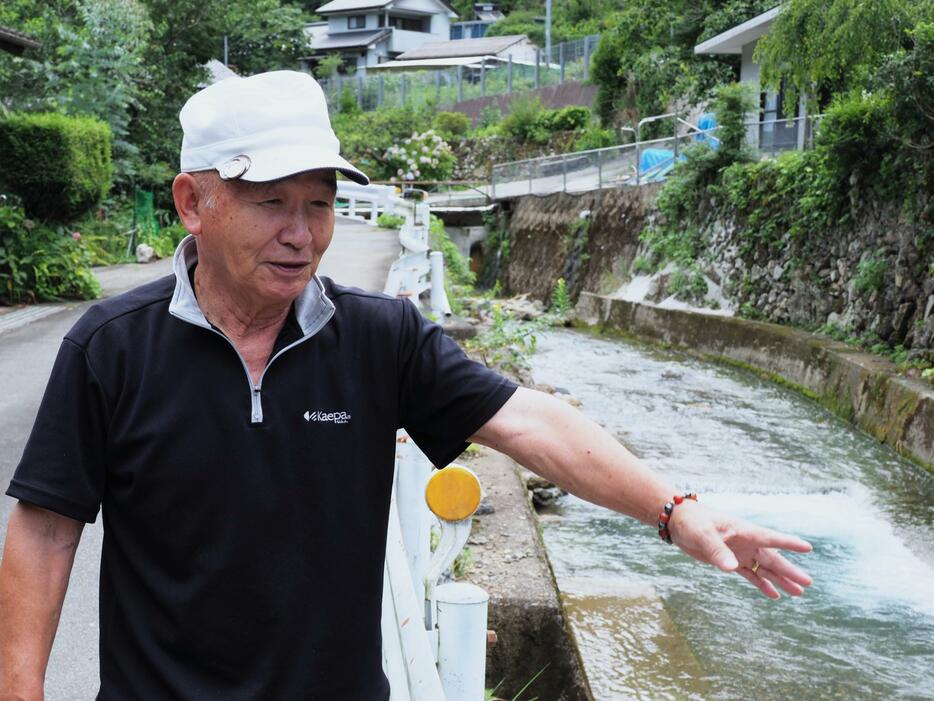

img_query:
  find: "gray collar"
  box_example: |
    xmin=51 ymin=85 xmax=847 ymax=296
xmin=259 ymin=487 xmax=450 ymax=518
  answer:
xmin=168 ymin=235 xmax=335 ymax=336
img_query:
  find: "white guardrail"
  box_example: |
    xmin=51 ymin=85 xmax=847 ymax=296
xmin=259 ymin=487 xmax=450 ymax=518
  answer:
xmin=335 ymin=182 xmax=482 ymax=699
xmin=336 ymin=181 xmax=451 ymax=317
xmin=383 ymin=435 xmax=488 ymax=701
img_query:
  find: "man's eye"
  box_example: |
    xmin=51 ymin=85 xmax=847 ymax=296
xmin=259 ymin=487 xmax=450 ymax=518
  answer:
xmin=311 ymin=200 xmax=332 ymax=208
xmin=262 ymin=199 xmax=282 ymax=206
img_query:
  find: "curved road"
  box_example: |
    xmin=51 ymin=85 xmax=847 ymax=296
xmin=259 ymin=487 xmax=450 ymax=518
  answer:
xmin=0 ymin=219 xmax=399 ymax=699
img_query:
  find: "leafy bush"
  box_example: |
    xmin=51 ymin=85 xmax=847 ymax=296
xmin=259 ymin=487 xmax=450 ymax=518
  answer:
xmin=0 ymin=200 xmax=100 ymax=304
xmin=542 ymin=106 xmax=590 ymax=132
xmin=574 ymin=126 xmax=617 ymax=151
xmin=0 ymin=112 xmax=113 ymax=222
xmin=332 ymin=105 xmax=434 ymax=180
xmin=499 ymin=96 xmax=550 ymax=144
xmin=433 ymin=111 xmax=471 ymax=138
xmin=429 ymin=215 xmax=474 ymax=288
xmin=384 ymin=131 xmax=456 ymax=182
xmin=376 ymin=212 xmax=406 ymax=229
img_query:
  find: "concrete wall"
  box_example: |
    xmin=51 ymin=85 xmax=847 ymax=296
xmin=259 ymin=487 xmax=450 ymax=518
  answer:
xmin=450 ymin=81 xmax=598 ymax=125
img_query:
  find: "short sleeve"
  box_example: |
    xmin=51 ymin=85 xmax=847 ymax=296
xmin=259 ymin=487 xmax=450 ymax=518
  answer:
xmin=6 ymin=338 xmax=109 ymax=523
xmin=398 ymin=299 xmax=517 ymax=467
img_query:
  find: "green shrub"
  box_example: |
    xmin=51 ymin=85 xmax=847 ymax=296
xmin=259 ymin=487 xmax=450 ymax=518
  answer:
xmin=575 ymin=126 xmax=616 ymax=151
xmin=376 ymin=212 xmax=406 ymax=229
xmin=0 ymin=112 xmax=112 ymax=222
xmin=543 ymin=105 xmax=590 ymax=132
xmin=332 ymin=105 xmax=434 ymax=180
xmin=338 ymin=86 xmax=360 ymax=116
xmin=500 ymin=96 xmax=549 ymax=144
xmin=477 ymin=104 xmax=502 ymax=131
xmin=433 ymin=111 xmax=471 ymax=138
xmin=0 ymin=200 xmax=100 ymax=304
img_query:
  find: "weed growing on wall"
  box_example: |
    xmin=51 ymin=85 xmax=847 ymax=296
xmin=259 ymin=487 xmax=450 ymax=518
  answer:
xmin=854 ymin=251 xmax=888 ymax=293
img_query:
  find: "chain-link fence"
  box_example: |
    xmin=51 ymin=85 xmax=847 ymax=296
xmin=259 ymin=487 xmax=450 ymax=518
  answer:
xmin=317 ymin=34 xmax=601 ymax=113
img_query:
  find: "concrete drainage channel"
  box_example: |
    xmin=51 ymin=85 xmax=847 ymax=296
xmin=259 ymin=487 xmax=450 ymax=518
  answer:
xmin=463 ymin=446 xmax=594 ymax=701
xmin=575 ymin=291 xmax=934 ymax=473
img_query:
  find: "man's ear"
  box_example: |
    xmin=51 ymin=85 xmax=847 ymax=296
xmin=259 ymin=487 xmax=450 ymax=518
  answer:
xmin=172 ymin=173 xmax=207 ymax=237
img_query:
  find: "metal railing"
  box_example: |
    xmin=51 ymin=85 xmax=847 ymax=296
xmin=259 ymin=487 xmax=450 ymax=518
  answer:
xmin=335 ymin=181 xmax=451 ymax=315
xmin=317 ymin=34 xmax=601 ymax=113
xmin=489 ymin=115 xmax=823 ymax=198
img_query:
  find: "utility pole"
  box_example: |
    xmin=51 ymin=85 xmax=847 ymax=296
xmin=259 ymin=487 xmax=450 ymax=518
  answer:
xmin=545 ymin=0 xmax=551 ymax=66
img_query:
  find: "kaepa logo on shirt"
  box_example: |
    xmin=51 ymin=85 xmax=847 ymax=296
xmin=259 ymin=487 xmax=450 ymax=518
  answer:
xmin=303 ymin=410 xmax=352 ymax=425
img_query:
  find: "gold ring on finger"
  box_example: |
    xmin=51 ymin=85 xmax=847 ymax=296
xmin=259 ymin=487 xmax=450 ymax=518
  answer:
xmin=750 ymin=559 xmax=760 ymax=575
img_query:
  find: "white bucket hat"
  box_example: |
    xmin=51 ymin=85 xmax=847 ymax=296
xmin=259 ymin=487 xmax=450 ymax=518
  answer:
xmin=179 ymin=70 xmax=369 ymax=185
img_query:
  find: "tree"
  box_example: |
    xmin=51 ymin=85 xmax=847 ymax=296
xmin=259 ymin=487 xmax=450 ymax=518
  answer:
xmin=590 ymin=0 xmax=773 ymax=127
xmin=754 ymin=0 xmax=934 ymax=113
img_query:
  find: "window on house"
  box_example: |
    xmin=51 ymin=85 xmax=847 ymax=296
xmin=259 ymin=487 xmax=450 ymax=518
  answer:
xmin=378 ymin=14 xmax=385 ymax=27
xmin=348 ymin=15 xmax=366 ymax=29
xmin=388 ymin=15 xmax=428 ymax=32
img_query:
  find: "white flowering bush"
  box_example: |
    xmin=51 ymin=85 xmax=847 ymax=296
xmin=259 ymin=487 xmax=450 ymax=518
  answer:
xmin=383 ymin=130 xmax=455 ymax=182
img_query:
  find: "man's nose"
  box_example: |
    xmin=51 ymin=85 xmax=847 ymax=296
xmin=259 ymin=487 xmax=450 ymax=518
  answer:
xmin=278 ymin=207 xmax=314 ymax=247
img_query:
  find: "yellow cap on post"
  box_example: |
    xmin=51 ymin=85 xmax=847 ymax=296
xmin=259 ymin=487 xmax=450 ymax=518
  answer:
xmin=425 ymin=465 xmax=482 ymax=521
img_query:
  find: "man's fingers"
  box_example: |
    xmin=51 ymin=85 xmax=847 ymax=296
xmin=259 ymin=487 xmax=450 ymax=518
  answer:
xmin=737 ymin=567 xmax=780 ymax=599
xmin=758 ymin=567 xmax=806 ymax=596
xmin=759 ymin=550 xmax=813 ymax=588
xmin=744 ymin=524 xmax=812 ymax=553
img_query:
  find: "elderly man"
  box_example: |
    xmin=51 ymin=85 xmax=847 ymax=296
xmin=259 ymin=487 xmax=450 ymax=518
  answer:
xmin=0 ymin=71 xmax=812 ymax=699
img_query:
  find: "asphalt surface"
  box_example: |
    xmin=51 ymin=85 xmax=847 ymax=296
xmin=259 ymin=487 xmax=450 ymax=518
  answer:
xmin=0 ymin=218 xmax=399 ymax=699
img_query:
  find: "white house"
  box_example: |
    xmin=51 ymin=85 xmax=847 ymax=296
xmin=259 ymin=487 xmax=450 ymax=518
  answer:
xmin=694 ymin=5 xmax=812 ymax=152
xmin=368 ymin=34 xmax=537 ymax=72
xmin=301 ymin=0 xmax=458 ymax=74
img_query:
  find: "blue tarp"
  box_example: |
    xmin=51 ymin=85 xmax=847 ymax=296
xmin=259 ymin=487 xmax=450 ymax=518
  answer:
xmin=695 ymin=113 xmax=719 ymax=148
xmin=639 ymin=148 xmax=674 ymax=172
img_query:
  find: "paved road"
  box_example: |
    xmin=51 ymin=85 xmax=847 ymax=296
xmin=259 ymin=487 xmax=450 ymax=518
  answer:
xmin=0 ymin=218 xmax=398 ymax=699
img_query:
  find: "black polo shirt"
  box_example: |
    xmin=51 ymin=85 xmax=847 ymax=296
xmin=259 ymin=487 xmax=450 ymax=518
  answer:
xmin=7 ymin=240 xmax=516 ymax=699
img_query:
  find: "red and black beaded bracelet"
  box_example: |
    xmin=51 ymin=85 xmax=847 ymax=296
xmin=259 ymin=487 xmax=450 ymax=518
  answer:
xmin=657 ymin=492 xmax=698 ymax=544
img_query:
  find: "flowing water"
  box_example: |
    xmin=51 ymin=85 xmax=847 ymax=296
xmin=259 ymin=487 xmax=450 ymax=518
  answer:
xmin=528 ymin=329 xmax=934 ymax=701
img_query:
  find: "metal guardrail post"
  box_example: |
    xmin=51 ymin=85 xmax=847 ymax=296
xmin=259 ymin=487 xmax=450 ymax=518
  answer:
xmin=435 ymin=70 xmax=441 ymax=101
xmin=357 ymin=74 xmax=364 ymax=108
xmin=491 ymin=168 xmax=496 ymax=199
xmin=534 ymin=48 xmax=540 ymax=89
xmin=507 ymin=55 xmax=513 ymax=92
xmin=401 ymin=74 xmax=406 ymax=105
xmin=583 ymin=36 xmax=591 ymax=81
xmin=562 ymin=154 xmax=567 ymax=192
xmin=597 ymin=148 xmax=603 ymax=188
xmin=528 ymin=161 xmax=533 ymax=194
xmin=456 ymin=65 xmax=463 ymax=102
xmin=377 ymin=74 xmax=384 ymax=107
xmin=635 ymin=126 xmax=641 ymax=185
xmin=480 ymin=59 xmax=486 ymax=97
xmin=559 ymin=42 xmax=565 ymax=84
xmin=430 ymin=251 xmax=445 ymax=316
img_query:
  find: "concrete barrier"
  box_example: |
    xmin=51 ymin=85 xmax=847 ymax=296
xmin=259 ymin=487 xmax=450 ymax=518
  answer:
xmin=576 ymin=292 xmax=934 ymax=473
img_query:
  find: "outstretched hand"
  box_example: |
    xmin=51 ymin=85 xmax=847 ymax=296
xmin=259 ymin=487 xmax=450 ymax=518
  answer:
xmin=668 ymin=500 xmax=813 ymax=599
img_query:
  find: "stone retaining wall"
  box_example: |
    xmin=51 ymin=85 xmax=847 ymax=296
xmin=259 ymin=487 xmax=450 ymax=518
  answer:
xmin=575 ymin=293 xmax=934 ymax=472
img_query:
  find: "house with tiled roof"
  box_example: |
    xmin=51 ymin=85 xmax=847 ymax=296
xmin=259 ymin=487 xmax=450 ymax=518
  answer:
xmin=301 ymin=0 xmax=458 ymax=74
